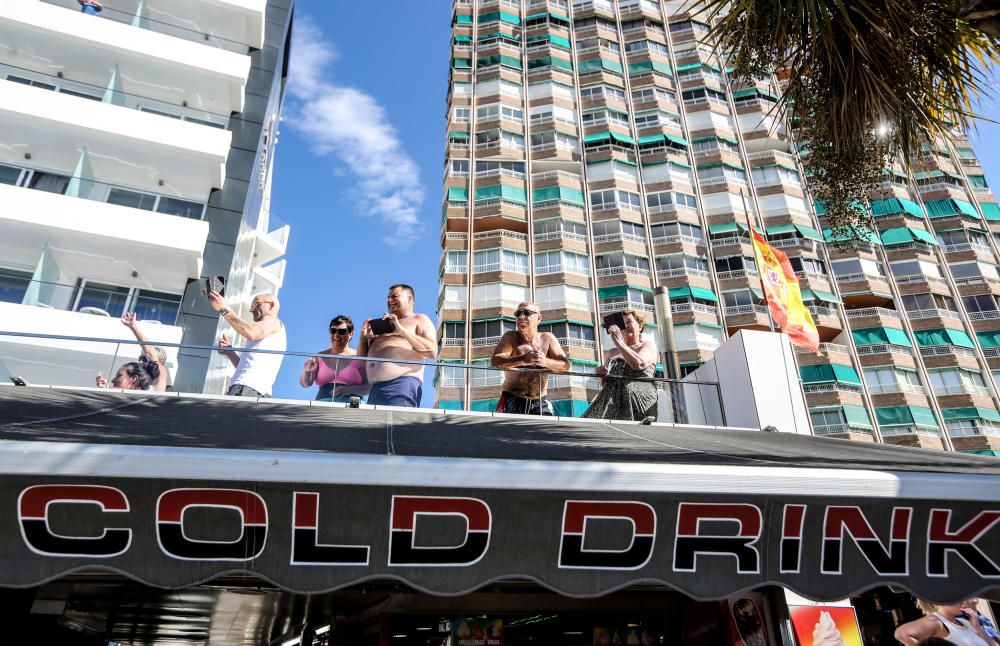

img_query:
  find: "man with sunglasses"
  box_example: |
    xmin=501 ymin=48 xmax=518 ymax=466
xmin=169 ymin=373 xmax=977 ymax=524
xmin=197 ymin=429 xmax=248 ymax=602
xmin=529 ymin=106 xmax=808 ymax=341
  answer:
xmin=491 ymin=301 xmax=570 ymax=415
xmin=208 ymin=291 xmax=286 ymax=397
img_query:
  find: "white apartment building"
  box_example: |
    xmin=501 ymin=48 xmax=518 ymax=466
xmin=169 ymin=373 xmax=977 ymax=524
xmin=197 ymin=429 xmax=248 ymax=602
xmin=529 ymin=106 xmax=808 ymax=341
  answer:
xmin=0 ymin=0 xmax=293 ymax=392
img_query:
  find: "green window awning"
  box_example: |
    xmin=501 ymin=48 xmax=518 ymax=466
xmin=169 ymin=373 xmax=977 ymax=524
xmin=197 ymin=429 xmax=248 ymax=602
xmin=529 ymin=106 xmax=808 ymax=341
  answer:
xmin=852 ymin=327 xmax=912 ymax=347
xmin=452 ymin=58 xmax=472 ymax=69
xmin=942 ymin=407 xmax=1000 ymax=423
xmin=870 ymin=198 xmax=925 ymax=218
xmin=525 ymin=11 xmax=570 ymax=22
xmin=675 ymin=63 xmax=701 ymax=72
xmin=478 ymin=10 xmax=521 ymax=24
xmin=822 ymin=226 xmax=881 ymax=244
xmin=666 ymin=134 xmax=688 ymax=147
xmin=453 ymin=35 xmax=471 ymax=43
xmin=637 ymin=134 xmax=665 ymax=146
xmin=528 ymin=56 xmax=574 ymax=71
xmin=477 ymin=31 xmax=520 ymax=42
xmin=876 ymin=406 xmax=939 ymax=429
xmin=767 ymin=224 xmax=796 ymax=235
xmin=579 ymin=58 xmax=624 ymax=74
xmin=474 ymin=184 xmax=527 ymax=204
xmin=981 ymin=203 xmax=1000 ymax=221
xmin=926 ymin=198 xmax=980 ymax=219
xmin=527 ymin=34 xmax=572 ymax=49
xmin=597 ymin=285 xmax=629 ymax=299
xmin=800 ymin=364 xmax=862 ymax=385
xmin=878 ymin=226 xmax=939 ymax=246
xmin=913 ymin=328 xmax=975 ymax=348
xmin=532 ymin=186 xmax=584 ymax=206
xmin=708 ymin=222 xmax=751 ymax=235
xmin=843 ymin=405 xmax=874 ymax=429
xmin=977 ymin=330 xmax=1000 ymax=348
xmin=691 ymin=135 xmax=740 ymax=146
xmin=668 ymin=286 xmax=718 ymax=302
xmin=454 ymin=14 xmax=472 ymax=24
xmin=478 ymin=55 xmax=522 ymax=70
xmin=812 ymin=289 xmax=841 ymax=304
xmin=965 ymin=450 xmax=1000 ymax=457
xmin=795 ymin=224 xmax=823 ymax=241
xmin=583 ymin=131 xmax=635 ymax=146
xmin=628 ymin=60 xmax=672 ymax=77
xmin=446 ymin=187 xmax=468 ymax=202
xmin=448 ymin=130 xmax=469 ymax=140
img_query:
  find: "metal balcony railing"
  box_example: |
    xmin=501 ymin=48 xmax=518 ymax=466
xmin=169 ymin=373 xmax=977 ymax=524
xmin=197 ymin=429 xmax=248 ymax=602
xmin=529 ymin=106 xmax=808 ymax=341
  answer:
xmin=0 ymin=330 xmax=725 ymax=426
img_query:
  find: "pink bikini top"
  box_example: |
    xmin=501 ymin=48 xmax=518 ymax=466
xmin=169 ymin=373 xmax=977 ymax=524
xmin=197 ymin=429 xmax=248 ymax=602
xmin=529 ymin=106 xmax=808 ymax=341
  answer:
xmin=315 ymin=355 xmax=364 ymax=387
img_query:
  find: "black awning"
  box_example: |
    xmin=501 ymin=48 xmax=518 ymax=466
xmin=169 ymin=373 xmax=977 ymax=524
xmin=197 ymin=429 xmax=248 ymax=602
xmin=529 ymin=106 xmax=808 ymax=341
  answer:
xmin=0 ymin=387 xmax=999 ymax=602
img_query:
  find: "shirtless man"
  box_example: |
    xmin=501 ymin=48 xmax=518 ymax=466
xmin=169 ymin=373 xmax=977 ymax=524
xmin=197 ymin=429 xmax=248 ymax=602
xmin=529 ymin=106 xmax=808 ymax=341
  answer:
xmin=358 ymin=284 xmax=436 ymax=407
xmin=491 ymin=301 xmax=570 ymax=415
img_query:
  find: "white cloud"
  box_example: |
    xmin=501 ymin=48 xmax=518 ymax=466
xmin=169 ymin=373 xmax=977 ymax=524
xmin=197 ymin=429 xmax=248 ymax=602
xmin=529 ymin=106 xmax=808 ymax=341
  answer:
xmin=286 ymin=18 xmax=425 ymax=247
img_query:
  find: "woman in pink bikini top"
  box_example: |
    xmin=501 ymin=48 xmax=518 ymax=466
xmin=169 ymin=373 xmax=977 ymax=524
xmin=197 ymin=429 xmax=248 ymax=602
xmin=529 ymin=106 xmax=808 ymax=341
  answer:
xmin=299 ymin=315 xmax=369 ymax=403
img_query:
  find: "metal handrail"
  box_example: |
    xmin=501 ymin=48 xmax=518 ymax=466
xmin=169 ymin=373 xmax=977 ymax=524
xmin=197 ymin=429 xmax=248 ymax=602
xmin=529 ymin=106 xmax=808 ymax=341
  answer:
xmin=0 ymin=329 xmax=724 ymax=388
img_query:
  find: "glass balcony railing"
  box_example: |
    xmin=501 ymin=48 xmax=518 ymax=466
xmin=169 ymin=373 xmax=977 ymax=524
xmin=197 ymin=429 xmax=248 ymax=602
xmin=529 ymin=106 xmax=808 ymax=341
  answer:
xmin=0 ymin=159 xmax=207 ymax=221
xmin=1 ymin=62 xmax=230 ymax=129
xmin=41 ymin=0 xmax=253 ymax=54
xmin=0 ymin=274 xmax=182 ymax=325
xmin=0 ymin=331 xmax=727 ymax=427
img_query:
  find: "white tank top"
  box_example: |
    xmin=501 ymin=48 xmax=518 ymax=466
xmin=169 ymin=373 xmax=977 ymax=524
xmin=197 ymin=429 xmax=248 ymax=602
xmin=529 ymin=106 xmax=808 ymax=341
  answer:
xmin=934 ymin=613 xmax=990 ymax=646
xmin=231 ymin=321 xmax=286 ymax=396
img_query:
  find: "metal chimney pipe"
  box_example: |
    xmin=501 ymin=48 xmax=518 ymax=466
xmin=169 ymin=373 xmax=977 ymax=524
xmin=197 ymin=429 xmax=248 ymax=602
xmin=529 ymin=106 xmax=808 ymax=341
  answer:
xmin=653 ymin=286 xmax=679 ymax=380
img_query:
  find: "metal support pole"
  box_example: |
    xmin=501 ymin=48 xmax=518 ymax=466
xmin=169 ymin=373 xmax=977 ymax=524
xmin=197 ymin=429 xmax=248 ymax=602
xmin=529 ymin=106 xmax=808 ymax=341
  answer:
xmin=654 ymin=285 xmax=683 ymax=422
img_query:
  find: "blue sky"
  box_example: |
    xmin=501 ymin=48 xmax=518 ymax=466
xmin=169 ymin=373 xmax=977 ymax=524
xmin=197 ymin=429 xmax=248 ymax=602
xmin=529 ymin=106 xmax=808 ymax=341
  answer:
xmin=266 ymin=1 xmax=1000 ymax=401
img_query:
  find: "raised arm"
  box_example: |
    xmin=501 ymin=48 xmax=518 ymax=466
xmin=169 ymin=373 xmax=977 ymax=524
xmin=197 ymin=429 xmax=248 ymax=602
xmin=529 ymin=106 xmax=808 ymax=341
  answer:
xmin=610 ymin=333 xmax=657 ymax=371
xmin=121 ymin=312 xmax=157 ymax=360
xmin=207 ymin=291 xmax=280 ymax=341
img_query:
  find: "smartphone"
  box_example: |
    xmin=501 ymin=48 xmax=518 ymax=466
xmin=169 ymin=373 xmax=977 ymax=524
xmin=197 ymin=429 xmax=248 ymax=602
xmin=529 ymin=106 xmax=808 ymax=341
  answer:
xmin=9 ymin=376 xmax=26 ymax=386
xmin=202 ymin=275 xmax=226 ymax=296
xmin=369 ymin=317 xmax=395 ymax=335
xmin=602 ymin=311 xmax=627 ymax=331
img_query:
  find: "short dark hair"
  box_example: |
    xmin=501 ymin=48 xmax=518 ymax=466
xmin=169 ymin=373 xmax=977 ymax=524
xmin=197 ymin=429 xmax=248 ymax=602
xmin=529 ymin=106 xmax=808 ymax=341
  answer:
xmin=121 ymin=361 xmax=159 ymax=391
xmin=389 ymin=284 xmax=415 ymax=299
xmin=329 ymin=315 xmax=354 ymax=334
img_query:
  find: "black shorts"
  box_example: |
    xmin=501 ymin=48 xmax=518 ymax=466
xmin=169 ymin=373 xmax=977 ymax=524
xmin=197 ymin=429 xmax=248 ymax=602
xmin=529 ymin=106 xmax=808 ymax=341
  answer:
xmin=497 ymin=391 xmax=554 ymax=416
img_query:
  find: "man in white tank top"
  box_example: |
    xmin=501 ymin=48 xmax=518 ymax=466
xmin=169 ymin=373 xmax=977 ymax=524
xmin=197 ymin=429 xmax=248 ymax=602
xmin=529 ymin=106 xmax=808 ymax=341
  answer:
xmin=208 ymin=291 xmax=287 ymax=397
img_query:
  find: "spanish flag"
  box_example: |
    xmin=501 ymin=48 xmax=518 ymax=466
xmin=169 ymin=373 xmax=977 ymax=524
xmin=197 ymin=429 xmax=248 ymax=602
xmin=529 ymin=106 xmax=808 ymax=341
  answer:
xmin=750 ymin=228 xmax=820 ymax=352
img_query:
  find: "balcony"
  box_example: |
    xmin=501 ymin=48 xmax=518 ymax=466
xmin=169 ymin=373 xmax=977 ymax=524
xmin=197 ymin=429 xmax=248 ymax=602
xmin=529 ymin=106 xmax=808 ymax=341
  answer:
xmin=0 ymin=182 xmax=208 ymax=287
xmin=0 ymin=78 xmax=231 ymax=196
xmin=724 ymin=304 xmax=769 ymax=316
xmin=251 ymin=214 xmax=290 ymax=267
xmin=595 ymin=266 xmax=651 ymax=278
xmin=0 ymin=279 xmax=183 ymax=388
xmin=854 ymin=344 xmax=914 ymax=358
xmin=38 ymin=0 xmax=264 ymax=52
xmin=2 ymin=2 xmax=252 ymax=113
xmin=906 ymin=308 xmax=962 ymax=321
xmin=869 ymin=383 xmax=926 ymax=395
xmin=918 ymin=345 xmax=978 ymax=359
xmin=845 ymin=307 xmax=900 ymax=320
xmin=672 ymin=303 xmax=718 ymax=315
xmin=251 ymin=259 xmax=286 ymax=295
xmin=933 ymin=383 xmax=991 ymax=397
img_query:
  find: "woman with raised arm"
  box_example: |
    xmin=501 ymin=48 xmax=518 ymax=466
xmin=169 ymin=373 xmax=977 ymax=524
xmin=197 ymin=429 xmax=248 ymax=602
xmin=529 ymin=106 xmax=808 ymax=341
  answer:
xmin=582 ymin=309 xmax=659 ymax=422
xmin=299 ymin=315 xmax=369 ymax=403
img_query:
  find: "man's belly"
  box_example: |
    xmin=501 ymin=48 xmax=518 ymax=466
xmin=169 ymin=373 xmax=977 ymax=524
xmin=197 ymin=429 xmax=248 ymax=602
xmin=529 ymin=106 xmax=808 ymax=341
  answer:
xmin=367 ymin=341 xmax=425 ymax=384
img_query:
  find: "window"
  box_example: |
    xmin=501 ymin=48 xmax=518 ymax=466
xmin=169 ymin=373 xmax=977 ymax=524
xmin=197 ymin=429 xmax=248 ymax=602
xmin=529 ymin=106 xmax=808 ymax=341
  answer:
xmin=533 ymin=218 xmax=587 ymax=237
xmin=927 ymin=368 xmax=986 ymax=391
xmin=682 ymin=87 xmax=727 ymax=103
xmin=697 ymin=165 xmax=746 ymax=184
xmin=722 ymin=290 xmax=759 ymax=307
xmin=131 ymin=289 xmax=182 ymax=325
xmin=473 ymin=249 xmax=528 ymax=273
xmin=539 ymin=322 xmax=595 ymax=341
xmin=537 ymin=284 xmax=593 ymax=309
xmin=810 ymin=409 xmax=846 ymax=428
xmin=651 ymin=221 xmax=703 ymax=240
xmin=450 ymin=160 xmax=469 ymax=175
xmin=592 ymin=220 xmax=645 ymax=238
xmin=831 ymin=258 xmax=883 ymax=277
xmin=453 ymin=106 xmax=470 ymax=122
xmin=444 ymin=250 xmax=467 ymax=272
xmin=72 ymin=282 xmax=182 ymax=323
xmin=589 ymin=189 xmax=616 ymax=210
xmin=596 ymin=252 xmax=650 ymax=271
xmin=0 ymin=163 xmax=23 ymax=186
xmin=864 ymin=366 xmax=921 ymax=390
xmin=0 ymin=268 xmax=33 ymax=304
xmin=787 ymin=256 xmax=826 ymax=276
xmin=964 ymin=294 xmax=998 ymax=314
xmin=535 ymin=250 xmax=590 ymax=275
xmin=949 ymin=262 xmax=999 ymax=279
xmin=471 ymin=319 xmax=515 ymax=340
xmin=714 ymin=255 xmax=755 ymax=273
xmin=28 ymin=171 xmax=71 ymax=195
xmin=901 ymin=292 xmax=956 ymax=312
xmin=751 ymin=166 xmax=802 ymax=186
xmin=656 ymin=254 xmax=708 ymax=272
xmin=692 ymin=137 xmax=740 ymax=155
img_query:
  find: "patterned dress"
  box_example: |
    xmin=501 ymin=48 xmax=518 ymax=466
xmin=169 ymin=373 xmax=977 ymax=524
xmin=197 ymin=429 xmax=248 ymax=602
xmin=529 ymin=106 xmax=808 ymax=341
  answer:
xmin=582 ymin=356 xmax=658 ymax=421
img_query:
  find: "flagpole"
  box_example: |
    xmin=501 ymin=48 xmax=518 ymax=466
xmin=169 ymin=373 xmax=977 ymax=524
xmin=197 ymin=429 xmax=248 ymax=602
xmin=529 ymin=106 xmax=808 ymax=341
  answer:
xmin=741 ymin=189 xmax=776 ymax=332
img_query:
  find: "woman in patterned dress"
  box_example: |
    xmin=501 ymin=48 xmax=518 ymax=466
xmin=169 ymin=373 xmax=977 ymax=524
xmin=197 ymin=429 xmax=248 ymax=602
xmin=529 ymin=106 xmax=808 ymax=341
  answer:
xmin=582 ymin=309 xmax=659 ymax=421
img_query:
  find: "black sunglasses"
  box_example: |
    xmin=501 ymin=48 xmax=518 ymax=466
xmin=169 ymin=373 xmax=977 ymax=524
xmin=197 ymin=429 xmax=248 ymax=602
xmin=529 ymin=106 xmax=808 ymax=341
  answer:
xmin=514 ymin=309 xmax=539 ymax=317
xmin=329 ymin=327 xmax=351 ymax=336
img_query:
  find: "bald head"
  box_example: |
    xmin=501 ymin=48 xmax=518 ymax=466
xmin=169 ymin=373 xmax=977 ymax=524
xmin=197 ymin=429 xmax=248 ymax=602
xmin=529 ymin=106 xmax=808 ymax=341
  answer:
xmin=250 ymin=293 xmax=280 ymax=321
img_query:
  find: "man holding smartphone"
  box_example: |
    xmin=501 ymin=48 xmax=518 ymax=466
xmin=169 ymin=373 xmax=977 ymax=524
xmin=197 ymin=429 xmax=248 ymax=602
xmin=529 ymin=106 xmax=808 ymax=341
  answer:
xmin=490 ymin=301 xmax=570 ymax=415
xmin=358 ymin=284 xmax=436 ymax=407
xmin=207 ymin=291 xmax=286 ymax=397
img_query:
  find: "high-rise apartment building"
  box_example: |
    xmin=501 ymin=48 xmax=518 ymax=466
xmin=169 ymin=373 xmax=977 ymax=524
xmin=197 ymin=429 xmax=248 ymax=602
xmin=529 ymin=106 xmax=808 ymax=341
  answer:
xmin=0 ymin=0 xmax=293 ymax=394
xmin=437 ymin=0 xmax=1000 ymax=454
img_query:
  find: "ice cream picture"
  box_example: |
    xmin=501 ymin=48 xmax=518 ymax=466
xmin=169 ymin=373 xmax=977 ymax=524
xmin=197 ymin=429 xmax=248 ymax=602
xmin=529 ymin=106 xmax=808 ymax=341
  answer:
xmin=812 ymin=611 xmax=847 ymax=646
